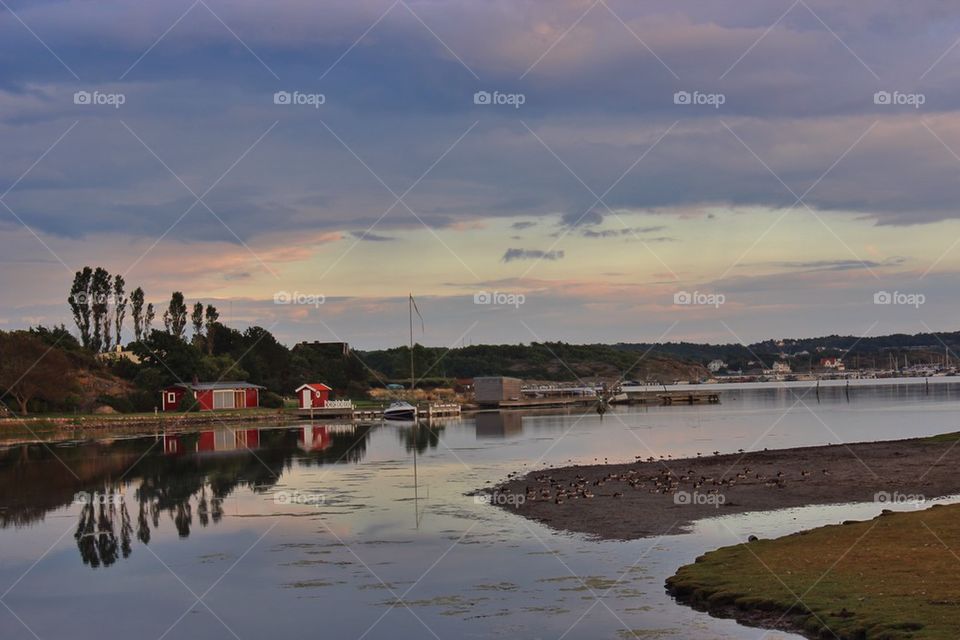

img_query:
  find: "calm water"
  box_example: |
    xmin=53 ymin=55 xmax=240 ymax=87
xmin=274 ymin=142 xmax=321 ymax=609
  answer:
xmin=2 ymin=380 xmax=959 ymax=640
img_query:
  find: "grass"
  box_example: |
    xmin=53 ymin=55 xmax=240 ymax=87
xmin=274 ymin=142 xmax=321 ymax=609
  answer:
xmin=921 ymin=431 xmax=960 ymax=444
xmin=667 ymin=503 xmax=960 ymax=639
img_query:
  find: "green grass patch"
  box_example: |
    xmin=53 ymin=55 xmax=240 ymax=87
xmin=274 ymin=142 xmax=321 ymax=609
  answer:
xmin=921 ymin=431 xmax=960 ymax=444
xmin=667 ymin=504 xmax=960 ymax=639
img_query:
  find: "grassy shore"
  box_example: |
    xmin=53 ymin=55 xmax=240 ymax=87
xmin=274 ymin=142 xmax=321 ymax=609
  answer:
xmin=666 ymin=503 xmax=960 ymax=639
xmin=0 ymin=408 xmax=294 ymax=443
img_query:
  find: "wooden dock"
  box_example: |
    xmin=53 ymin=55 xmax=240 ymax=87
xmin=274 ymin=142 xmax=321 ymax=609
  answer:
xmin=295 ymin=403 xmax=461 ymax=421
xmin=497 ymin=396 xmax=597 ymax=409
xmin=612 ymin=390 xmax=720 ymax=406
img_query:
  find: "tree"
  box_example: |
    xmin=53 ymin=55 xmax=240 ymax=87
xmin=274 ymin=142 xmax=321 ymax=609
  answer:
xmin=204 ymin=305 xmax=219 ymax=355
xmin=144 ymin=303 xmax=155 ymax=335
xmin=113 ymin=275 xmax=127 ymax=348
xmin=162 ymin=292 xmax=187 ymax=339
xmin=132 ymin=330 xmax=200 ymax=385
xmin=191 ymin=302 xmax=204 ymax=342
xmin=68 ymin=267 xmax=93 ymax=348
xmin=90 ymin=267 xmax=112 ymax=352
xmin=0 ymin=332 xmax=72 ymax=414
xmin=130 ymin=287 xmax=145 ymax=342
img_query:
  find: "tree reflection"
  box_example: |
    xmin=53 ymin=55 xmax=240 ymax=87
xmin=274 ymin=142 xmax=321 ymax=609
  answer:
xmin=397 ymin=422 xmax=446 ymax=453
xmin=0 ymin=424 xmax=373 ymax=569
xmin=74 ymin=494 xmax=133 ymax=568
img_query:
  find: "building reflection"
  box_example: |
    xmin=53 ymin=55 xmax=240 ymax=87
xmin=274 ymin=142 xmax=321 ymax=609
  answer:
xmin=474 ymin=412 xmax=523 ymax=439
xmin=0 ymin=424 xmax=373 ymax=568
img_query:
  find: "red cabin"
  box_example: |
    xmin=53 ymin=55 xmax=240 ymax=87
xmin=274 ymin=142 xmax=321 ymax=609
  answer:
xmin=295 ymin=383 xmax=332 ymax=409
xmin=161 ymin=381 xmax=265 ymax=412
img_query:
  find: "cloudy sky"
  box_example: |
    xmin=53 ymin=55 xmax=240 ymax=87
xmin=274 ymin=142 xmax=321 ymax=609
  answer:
xmin=2 ymin=0 xmax=960 ymax=348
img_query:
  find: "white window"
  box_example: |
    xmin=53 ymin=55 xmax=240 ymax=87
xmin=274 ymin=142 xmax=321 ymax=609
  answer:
xmin=167 ymin=392 xmax=176 ymax=405
xmin=213 ymin=390 xmax=236 ymax=410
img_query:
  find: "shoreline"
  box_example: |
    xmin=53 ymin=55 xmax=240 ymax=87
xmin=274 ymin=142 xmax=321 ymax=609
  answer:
xmin=488 ymin=432 xmax=960 ymax=540
xmin=664 ymin=504 xmax=960 ymax=639
xmin=0 ymin=410 xmax=298 ymax=445
xmin=488 ymin=432 xmax=960 ymax=638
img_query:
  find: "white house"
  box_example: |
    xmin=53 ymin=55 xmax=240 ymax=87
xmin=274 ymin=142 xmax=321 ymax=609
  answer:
xmin=707 ymin=359 xmax=727 ymax=373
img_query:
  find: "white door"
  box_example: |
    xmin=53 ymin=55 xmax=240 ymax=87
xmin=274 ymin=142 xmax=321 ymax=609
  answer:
xmin=301 ymin=389 xmax=312 ymax=408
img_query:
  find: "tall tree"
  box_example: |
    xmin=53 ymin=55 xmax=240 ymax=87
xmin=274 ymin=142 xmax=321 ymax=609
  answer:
xmin=204 ymin=305 xmax=219 ymax=355
xmin=191 ymin=302 xmax=204 ymax=341
xmin=163 ymin=292 xmax=187 ymax=339
xmin=113 ymin=275 xmax=127 ymax=348
xmin=144 ymin=303 xmax=155 ymax=335
xmin=89 ymin=267 xmax=112 ymax=352
xmin=130 ymin=287 xmax=145 ymax=342
xmin=68 ymin=267 xmax=93 ymax=348
xmin=0 ymin=332 xmax=72 ymax=414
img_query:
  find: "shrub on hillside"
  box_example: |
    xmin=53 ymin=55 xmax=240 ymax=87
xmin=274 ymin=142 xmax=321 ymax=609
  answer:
xmin=260 ymin=391 xmax=283 ymax=408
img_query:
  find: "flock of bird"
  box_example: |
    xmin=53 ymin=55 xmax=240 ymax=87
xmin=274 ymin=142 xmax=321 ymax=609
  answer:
xmin=500 ymin=454 xmax=833 ymax=505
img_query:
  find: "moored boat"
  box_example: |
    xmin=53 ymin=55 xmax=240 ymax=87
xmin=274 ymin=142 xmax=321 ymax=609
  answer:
xmin=383 ymin=400 xmax=417 ymax=421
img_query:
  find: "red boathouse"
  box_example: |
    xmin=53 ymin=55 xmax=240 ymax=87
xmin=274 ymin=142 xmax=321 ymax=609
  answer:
xmin=295 ymin=383 xmax=333 ymax=409
xmin=161 ymin=381 xmax=265 ymax=412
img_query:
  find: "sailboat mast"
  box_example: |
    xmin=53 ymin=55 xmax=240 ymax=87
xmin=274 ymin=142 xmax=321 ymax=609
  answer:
xmin=409 ymin=293 xmax=415 ymax=392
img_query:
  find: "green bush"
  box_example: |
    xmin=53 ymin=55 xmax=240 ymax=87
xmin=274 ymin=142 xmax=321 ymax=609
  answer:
xmin=177 ymin=392 xmax=200 ymax=412
xmin=260 ymin=391 xmax=283 ymax=408
xmin=127 ymin=390 xmax=158 ymax=412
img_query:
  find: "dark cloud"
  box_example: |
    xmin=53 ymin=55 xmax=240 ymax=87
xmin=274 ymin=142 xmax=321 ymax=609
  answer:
xmin=350 ymin=231 xmax=396 ymax=242
xmin=581 ymin=225 xmax=667 ymax=238
xmin=757 ymin=257 xmax=908 ymax=272
xmin=501 ymin=248 xmax=565 ymax=263
xmin=511 ymin=221 xmax=537 ymax=230
xmin=561 ymin=210 xmax=603 ymax=227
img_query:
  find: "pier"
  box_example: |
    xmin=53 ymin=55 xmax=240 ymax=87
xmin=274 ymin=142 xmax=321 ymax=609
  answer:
xmin=612 ymin=390 xmax=720 ymax=405
xmin=295 ymin=403 xmax=462 ymax=421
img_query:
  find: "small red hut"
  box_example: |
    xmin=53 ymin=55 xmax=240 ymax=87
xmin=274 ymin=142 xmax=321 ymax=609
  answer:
xmin=295 ymin=383 xmax=333 ymax=409
xmin=161 ymin=381 xmax=265 ymax=412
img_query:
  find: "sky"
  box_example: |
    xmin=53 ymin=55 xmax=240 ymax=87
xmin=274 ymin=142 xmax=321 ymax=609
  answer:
xmin=2 ymin=0 xmax=960 ymax=349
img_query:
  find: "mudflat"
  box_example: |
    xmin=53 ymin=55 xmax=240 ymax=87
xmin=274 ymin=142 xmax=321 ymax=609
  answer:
xmin=490 ymin=432 xmax=960 ymax=540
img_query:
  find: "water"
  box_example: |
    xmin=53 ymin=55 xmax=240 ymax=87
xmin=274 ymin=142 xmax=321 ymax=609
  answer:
xmin=2 ymin=381 xmax=959 ymax=640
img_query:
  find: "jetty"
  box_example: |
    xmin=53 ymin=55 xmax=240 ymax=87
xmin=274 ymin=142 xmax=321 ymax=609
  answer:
xmin=611 ymin=389 xmax=720 ymax=405
xmin=295 ymin=403 xmax=461 ymax=421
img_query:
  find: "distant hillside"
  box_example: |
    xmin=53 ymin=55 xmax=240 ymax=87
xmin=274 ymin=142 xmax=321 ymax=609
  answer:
xmin=613 ymin=330 xmax=960 ymax=371
xmin=360 ymin=329 xmax=960 ymax=384
xmin=358 ymin=342 xmax=707 ymax=384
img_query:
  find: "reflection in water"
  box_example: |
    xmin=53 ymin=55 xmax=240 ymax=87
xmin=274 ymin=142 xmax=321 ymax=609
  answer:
xmin=396 ymin=422 xmax=446 ymax=453
xmin=74 ymin=497 xmax=133 ymax=568
xmin=6 ymin=384 xmax=960 ymax=639
xmin=0 ymin=424 xmax=373 ymax=568
xmin=474 ymin=411 xmax=523 ymax=438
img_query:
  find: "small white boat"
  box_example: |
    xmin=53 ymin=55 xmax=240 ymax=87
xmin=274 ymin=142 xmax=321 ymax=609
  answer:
xmin=383 ymin=401 xmax=417 ymax=421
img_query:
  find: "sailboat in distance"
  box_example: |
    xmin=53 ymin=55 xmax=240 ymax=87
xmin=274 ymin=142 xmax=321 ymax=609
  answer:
xmin=383 ymin=294 xmax=423 ymax=422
